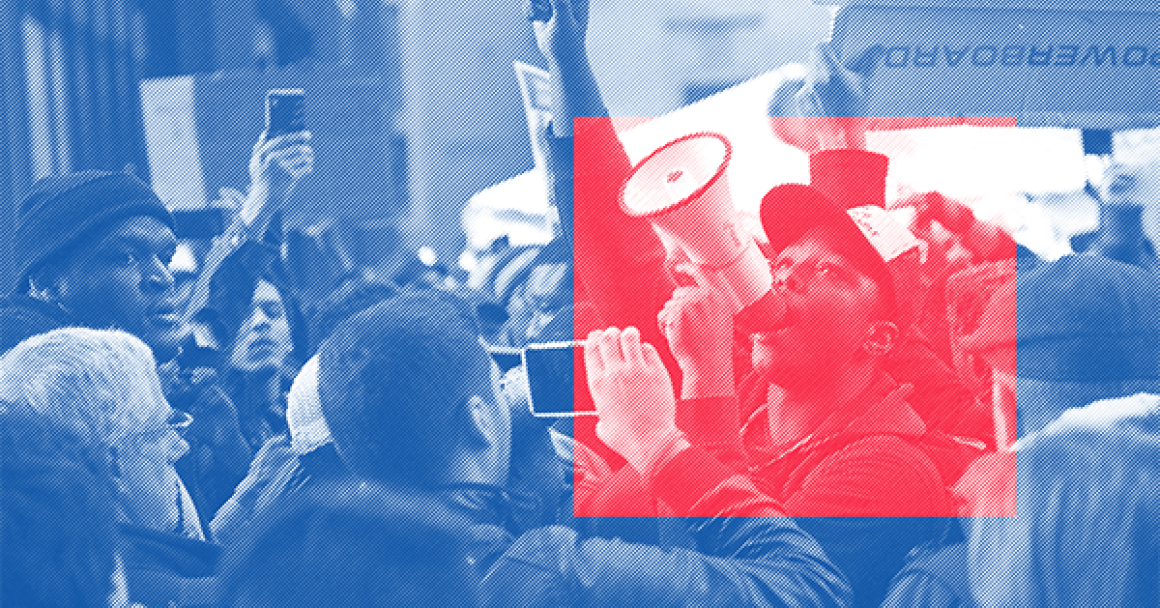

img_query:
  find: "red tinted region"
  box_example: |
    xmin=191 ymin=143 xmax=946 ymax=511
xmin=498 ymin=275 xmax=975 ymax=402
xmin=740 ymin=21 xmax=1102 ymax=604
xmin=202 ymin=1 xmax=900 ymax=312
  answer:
xmin=572 ymin=116 xmax=1016 ymax=518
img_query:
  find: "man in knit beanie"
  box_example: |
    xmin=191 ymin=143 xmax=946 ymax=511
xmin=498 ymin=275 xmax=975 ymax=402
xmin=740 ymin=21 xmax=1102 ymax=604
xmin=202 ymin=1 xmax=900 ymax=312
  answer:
xmin=0 ymin=170 xmax=184 ymax=360
xmin=1 ymin=132 xmax=311 ymax=363
xmin=0 ymin=134 xmax=313 ymax=521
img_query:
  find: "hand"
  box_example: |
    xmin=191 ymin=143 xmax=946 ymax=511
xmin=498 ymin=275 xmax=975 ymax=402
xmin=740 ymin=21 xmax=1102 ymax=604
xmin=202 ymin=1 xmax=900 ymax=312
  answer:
xmin=499 ymin=366 xmax=553 ymax=447
xmin=210 ymin=187 xmax=247 ymax=213
xmin=242 ymin=131 xmax=314 ymax=226
xmin=585 ymin=327 xmax=681 ymax=473
xmin=892 ymin=192 xmax=973 ymax=277
xmin=657 ymin=264 xmax=735 ymax=399
xmin=793 ymin=42 xmax=868 ymax=150
xmin=530 ymin=0 xmax=589 ymax=69
xmin=892 ymin=191 xmax=974 ymax=235
xmin=183 ymin=382 xmax=246 ymax=447
xmin=893 ymin=191 xmax=1017 ymax=265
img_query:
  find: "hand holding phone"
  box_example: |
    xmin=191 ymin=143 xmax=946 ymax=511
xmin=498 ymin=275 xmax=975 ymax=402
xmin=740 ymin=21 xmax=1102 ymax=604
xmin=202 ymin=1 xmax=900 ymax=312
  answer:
xmin=584 ymin=327 xmax=681 ymax=473
xmin=240 ymin=89 xmax=313 ymax=227
xmin=263 ymin=89 xmax=306 ymax=143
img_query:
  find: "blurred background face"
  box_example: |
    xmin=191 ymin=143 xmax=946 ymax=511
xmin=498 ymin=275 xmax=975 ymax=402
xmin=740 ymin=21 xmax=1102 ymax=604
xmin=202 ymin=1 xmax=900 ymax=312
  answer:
xmin=229 ymin=279 xmax=293 ymax=373
xmin=1102 ymin=163 xmax=1149 ymax=206
xmin=523 ymin=262 xmax=571 ymax=339
xmin=113 ymin=383 xmax=190 ymax=533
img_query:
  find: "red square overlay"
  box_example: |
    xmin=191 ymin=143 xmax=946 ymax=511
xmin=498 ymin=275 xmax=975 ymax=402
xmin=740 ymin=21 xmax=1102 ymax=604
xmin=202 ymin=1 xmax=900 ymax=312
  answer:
xmin=570 ymin=116 xmax=1016 ymax=518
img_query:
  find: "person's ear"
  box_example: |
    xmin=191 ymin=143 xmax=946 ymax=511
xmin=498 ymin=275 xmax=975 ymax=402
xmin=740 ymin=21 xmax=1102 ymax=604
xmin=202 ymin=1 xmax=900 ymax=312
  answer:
xmin=862 ymin=321 xmax=898 ymax=357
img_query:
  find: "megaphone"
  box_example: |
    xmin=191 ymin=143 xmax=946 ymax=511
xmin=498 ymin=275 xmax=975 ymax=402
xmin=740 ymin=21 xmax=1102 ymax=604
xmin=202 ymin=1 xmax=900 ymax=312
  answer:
xmin=620 ymin=133 xmax=775 ymax=316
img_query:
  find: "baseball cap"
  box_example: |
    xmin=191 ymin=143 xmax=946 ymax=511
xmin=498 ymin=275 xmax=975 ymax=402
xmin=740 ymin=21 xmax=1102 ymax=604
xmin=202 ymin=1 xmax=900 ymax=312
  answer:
xmin=760 ymin=183 xmax=925 ymax=324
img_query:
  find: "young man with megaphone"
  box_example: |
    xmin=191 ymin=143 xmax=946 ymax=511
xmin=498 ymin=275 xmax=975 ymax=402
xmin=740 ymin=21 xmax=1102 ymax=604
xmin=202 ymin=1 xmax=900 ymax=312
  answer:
xmin=557 ymin=33 xmax=973 ymax=607
xmin=644 ymin=170 xmax=952 ymax=608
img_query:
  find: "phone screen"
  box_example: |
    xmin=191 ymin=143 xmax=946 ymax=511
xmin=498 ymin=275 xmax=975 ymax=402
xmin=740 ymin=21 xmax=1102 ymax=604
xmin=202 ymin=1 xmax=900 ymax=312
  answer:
xmin=522 ymin=341 xmax=597 ymax=417
xmin=265 ymin=89 xmax=306 ymax=140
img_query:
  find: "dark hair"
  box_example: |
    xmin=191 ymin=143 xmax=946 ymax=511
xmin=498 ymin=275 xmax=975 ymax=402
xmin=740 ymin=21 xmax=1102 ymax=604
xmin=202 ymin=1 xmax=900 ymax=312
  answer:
xmin=305 ymin=275 xmax=398 ymax=357
xmin=216 ymin=480 xmax=480 ymax=608
xmin=0 ymin=404 xmax=119 ymax=608
xmin=317 ymin=290 xmax=490 ymax=487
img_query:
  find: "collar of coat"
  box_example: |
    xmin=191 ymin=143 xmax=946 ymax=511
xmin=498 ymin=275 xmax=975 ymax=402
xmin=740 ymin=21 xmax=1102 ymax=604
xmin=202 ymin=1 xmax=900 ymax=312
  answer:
xmin=745 ymin=371 xmax=928 ymax=461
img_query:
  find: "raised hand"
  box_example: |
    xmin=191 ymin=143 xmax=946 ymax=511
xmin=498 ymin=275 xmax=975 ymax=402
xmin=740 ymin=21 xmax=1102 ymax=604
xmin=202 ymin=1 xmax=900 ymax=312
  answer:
xmin=530 ymin=0 xmax=589 ymax=69
xmin=794 ymin=42 xmax=868 ymax=150
xmin=770 ymin=42 xmax=870 ymax=152
xmin=242 ymin=131 xmax=314 ymax=226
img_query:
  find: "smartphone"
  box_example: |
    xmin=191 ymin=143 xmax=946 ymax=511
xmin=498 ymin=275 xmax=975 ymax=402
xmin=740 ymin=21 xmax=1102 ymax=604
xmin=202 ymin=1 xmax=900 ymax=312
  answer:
xmin=263 ymin=89 xmax=306 ymax=141
xmin=522 ymin=341 xmax=597 ymax=417
xmin=527 ymin=0 xmax=552 ymax=22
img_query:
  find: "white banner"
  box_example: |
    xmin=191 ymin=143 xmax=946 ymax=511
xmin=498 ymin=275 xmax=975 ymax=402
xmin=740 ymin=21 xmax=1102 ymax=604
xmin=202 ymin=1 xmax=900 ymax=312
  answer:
xmin=829 ymin=4 xmax=1160 ymax=129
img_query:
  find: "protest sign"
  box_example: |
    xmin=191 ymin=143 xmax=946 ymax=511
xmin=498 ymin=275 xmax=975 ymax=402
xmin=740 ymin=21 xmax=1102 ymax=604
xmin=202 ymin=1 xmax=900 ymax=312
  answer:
xmin=825 ymin=1 xmax=1160 ymax=128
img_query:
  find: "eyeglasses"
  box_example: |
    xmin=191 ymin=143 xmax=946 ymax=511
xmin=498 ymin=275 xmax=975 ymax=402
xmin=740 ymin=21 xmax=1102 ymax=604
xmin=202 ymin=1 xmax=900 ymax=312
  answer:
xmin=167 ymin=409 xmax=193 ymax=433
xmin=125 ymin=409 xmax=193 ymax=441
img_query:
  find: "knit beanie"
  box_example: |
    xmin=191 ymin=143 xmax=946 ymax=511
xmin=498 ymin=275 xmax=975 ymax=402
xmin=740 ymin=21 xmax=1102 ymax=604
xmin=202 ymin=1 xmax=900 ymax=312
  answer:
xmin=13 ymin=171 xmax=175 ymax=291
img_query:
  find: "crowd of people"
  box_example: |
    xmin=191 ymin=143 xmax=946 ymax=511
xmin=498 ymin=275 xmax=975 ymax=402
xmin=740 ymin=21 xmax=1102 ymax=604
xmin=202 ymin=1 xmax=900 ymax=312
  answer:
xmin=4 ymin=0 xmax=1160 ymax=606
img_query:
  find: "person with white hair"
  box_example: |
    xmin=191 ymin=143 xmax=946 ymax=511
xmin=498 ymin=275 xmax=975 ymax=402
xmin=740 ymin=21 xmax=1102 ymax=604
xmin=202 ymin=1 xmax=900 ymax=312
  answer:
xmin=0 ymin=327 xmax=220 ymax=607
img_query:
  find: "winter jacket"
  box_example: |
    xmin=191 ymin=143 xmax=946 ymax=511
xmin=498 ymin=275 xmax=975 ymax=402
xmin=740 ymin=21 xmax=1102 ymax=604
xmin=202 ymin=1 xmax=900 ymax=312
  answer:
xmin=118 ymin=523 xmax=221 ymax=608
xmin=585 ymin=370 xmax=950 ymax=608
xmin=458 ymin=452 xmax=854 ymax=608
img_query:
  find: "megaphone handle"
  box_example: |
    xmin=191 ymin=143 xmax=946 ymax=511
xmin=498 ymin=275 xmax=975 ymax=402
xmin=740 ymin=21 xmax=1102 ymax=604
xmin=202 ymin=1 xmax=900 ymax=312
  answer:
xmin=679 ymin=262 xmax=745 ymax=314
